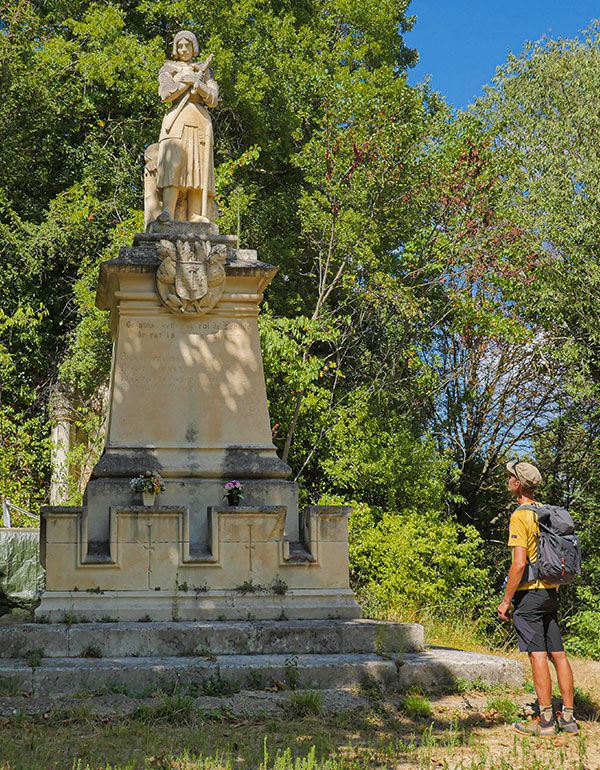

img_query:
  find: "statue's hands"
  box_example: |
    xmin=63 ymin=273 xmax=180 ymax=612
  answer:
xmin=175 ymin=67 xmax=197 ymax=85
xmin=191 ymin=78 xmax=209 ymax=97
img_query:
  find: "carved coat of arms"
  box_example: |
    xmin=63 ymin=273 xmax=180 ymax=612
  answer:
xmin=156 ymin=239 xmax=226 ymax=315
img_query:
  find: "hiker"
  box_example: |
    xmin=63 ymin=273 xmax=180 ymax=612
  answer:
xmin=497 ymin=461 xmax=578 ymax=736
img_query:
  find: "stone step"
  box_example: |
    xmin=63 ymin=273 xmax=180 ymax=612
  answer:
xmin=0 ymin=648 xmax=523 ymax=698
xmin=0 ymin=620 xmax=423 ymax=658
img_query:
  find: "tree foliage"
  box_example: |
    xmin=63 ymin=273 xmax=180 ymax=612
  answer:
xmin=3 ymin=3 xmax=600 ymax=653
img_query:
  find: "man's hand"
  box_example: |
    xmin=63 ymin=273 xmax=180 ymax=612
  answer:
xmin=497 ymin=598 xmax=511 ymax=621
xmin=498 ymin=546 xmax=526 ymax=622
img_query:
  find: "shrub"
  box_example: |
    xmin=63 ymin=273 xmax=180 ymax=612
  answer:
xmin=347 ymin=501 xmax=491 ymax=620
xmin=565 ymin=610 xmax=600 ymax=660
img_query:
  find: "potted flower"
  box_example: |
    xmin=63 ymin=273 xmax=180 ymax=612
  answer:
xmin=130 ymin=471 xmax=166 ymax=506
xmin=223 ymin=480 xmax=244 ymax=506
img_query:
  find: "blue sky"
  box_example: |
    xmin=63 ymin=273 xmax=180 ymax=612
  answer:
xmin=405 ymin=1 xmax=600 ymax=109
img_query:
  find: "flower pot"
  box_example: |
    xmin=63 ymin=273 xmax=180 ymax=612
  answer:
xmin=142 ymin=491 xmax=156 ymax=507
xmin=226 ymin=493 xmax=240 ymax=506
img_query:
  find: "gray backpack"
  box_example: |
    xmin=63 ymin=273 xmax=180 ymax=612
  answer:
xmin=519 ymin=505 xmax=582 ymax=586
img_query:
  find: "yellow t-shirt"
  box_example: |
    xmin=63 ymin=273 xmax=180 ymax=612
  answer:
xmin=508 ymin=504 xmax=559 ymax=591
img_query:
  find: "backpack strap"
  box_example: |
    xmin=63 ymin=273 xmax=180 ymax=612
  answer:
xmin=514 ymin=505 xmax=539 ymax=582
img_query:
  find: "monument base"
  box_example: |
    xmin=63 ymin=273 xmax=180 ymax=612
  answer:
xmin=38 ymin=221 xmax=362 ymax=622
xmin=35 ymin=588 xmax=362 ymax=622
xmin=37 ymin=504 xmax=361 ymax=621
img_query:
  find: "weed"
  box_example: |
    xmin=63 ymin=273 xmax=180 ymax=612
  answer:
xmin=197 ymin=705 xmax=236 ymax=723
xmin=277 ymin=610 xmax=288 ymax=621
xmin=63 ymin=611 xmax=76 ymax=628
xmin=235 ymin=579 xmax=264 ymax=594
xmin=8 ymin=709 xmax=29 ymax=727
xmin=81 ymin=645 xmax=102 ymax=659
xmin=442 ymin=716 xmax=467 ymax=748
xmin=34 ymin=614 xmax=49 ymax=624
xmin=287 ymin=690 xmax=322 ymax=716
xmin=85 ymin=586 xmax=104 ymax=594
xmin=172 ymin=575 xmax=180 ymax=621
xmin=0 ymin=678 xmax=22 ymax=696
xmin=247 ymin=670 xmax=265 ymax=690
xmin=61 ymin=703 xmax=93 ymax=723
xmin=374 ymin=627 xmax=404 ymax=661
xmin=454 ymin=676 xmax=504 ymax=695
xmin=24 ymin=648 xmax=44 ymax=668
xmin=270 ymin=576 xmax=288 ymax=595
xmin=284 ymin=653 xmax=300 ymax=690
xmin=577 ymin=728 xmax=587 ymax=768
xmin=359 ymin=672 xmax=382 ymax=699
xmin=194 ymin=645 xmax=218 ymax=662
xmin=194 ymin=584 xmax=209 ymax=595
xmin=374 ymin=635 xmax=391 ymax=659
xmin=138 ymin=614 xmax=153 ymax=622
xmin=189 ymin=673 xmax=241 ymax=697
xmin=133 ymin=694 xmax=197 ymax=725
xmin=98 ymin=679 xmax=130 ymax=696
xmin=99 ymin=615 xmax=117 ymax=623
xmin=486 ymin=695 xmax=520 ymax=723
xmin=402 ymin=693 xmax=433 ymax=719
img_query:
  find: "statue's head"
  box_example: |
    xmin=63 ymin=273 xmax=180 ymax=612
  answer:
xmin=171 ymin=30 xmax=199 ymax=61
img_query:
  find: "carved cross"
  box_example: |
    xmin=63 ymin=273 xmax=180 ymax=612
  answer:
xmin=245 ymin=523 xmax=256 ymax=572
xmin=142 ymin=524 xmax=155 ymax=589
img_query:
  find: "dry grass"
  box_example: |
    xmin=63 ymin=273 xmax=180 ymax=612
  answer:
xmin=0 ymin=668 xmax=599 ymax=770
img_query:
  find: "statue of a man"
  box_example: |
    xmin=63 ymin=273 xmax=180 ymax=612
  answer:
xmin=145 ymin=31 xmax=219 ymax=225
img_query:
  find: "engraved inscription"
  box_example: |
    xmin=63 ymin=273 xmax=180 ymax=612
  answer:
xmin=125 ymin=319 xmax=251 ymax=340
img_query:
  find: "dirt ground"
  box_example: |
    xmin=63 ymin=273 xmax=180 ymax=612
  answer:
xmin=0 ymin=658 xmax=598 ymax=770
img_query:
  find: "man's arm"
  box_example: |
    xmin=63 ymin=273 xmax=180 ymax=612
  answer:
xmin=497 ymin=546 xmax=527 ymax=621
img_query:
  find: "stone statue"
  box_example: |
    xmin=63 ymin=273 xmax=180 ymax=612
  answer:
xmin=144 ymin=30 xmax=219 ymax=226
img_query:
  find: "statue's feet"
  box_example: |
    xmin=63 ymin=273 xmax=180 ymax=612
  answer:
xmin=190 ymin=213 xmax=210 ymax=223
xmin=157 ymin=210 xmax=171 ymax=222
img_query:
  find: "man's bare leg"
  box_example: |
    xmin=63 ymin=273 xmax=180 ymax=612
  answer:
xmin=548 ymin=651 xmax=574 ymax=708
xmin=530 ymin=652 xmax=553 ymax=710
xmin=514 ymin=651 xmax=555 ymax=734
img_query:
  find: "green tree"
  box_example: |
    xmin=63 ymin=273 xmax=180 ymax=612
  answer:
xmin=0 ymin=0 xmax=428 ymax=509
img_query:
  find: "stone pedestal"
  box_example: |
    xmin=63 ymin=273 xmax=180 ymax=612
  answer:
xmin=37 ymin=221 xmax=361 ymax=621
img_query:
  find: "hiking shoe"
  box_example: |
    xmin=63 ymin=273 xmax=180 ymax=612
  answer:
xmin=556 ymin=714 xmax=579 ymax=735
xmin=514 ymin=716 xmax=556 ymax=736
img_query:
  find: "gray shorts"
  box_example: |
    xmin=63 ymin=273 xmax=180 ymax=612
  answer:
xmin=512 ymin=588 xmax=564 ymax=653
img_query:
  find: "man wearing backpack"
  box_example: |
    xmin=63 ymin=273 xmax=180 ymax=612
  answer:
xmin=497 ymin=461 xmax=579 ymax=736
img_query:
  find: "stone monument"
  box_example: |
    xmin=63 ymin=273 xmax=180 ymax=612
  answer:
xmin=36 ymin=33 xmax=361 ymax=622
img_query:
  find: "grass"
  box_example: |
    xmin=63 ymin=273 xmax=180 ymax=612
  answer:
xmin=286 ymin=690 xmax=323 ymax=716
xmin=81 ymin=645 xmax=102 ymax=659
xmin=0 ymin=685 xmax=595 ymax=770
xmin=132 ymin=694 xmax=199 ymax=726
xmin=485 ymin=696 xmax=520 ymax=723
xmin=384 ymin=604 xmax=515 ymax=656
xmin=401 ymin=692 xmax=434 ymax=719
xmin=24 ymin=648 xmax=44 ymax=668
xmin=0 ymin=678 xmax=22 ymax=696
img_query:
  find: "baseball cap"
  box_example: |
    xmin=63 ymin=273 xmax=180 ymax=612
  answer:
xmin=506 ymin=461 xmax=542 ymax=490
